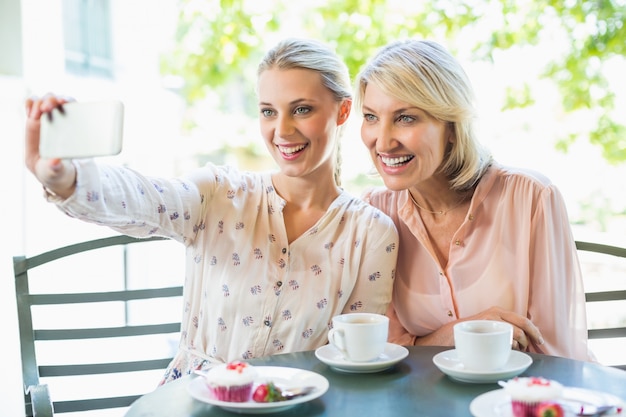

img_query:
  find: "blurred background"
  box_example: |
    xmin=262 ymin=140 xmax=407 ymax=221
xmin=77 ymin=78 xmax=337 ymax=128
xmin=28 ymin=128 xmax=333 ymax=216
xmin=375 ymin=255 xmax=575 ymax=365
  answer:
xmin=2 ymin=0 xmax=625 ymax=415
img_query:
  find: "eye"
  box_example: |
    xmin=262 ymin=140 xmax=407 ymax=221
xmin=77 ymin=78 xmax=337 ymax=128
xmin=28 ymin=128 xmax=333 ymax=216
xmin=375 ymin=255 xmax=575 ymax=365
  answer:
xmin=294 ymin=106 xmax=311 ymax=115
xmin=363 ymin=113 xmax=377 ymax=122
xmin=397 ymin=114 xmax=416 ymax=124
xmin=260 ymin=108 xmax=275 ymax=118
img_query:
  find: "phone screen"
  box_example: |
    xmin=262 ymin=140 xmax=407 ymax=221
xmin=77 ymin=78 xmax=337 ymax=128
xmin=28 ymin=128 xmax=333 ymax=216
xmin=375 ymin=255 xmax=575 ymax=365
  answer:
xmin=39 ymin=100 xmax=124 ymax=158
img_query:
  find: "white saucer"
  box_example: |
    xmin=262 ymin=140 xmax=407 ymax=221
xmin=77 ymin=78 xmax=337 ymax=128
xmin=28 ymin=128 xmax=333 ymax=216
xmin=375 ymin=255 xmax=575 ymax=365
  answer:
xmin=470 ymin=387 xmax=625 ymax=417
xmin=315 ymin=342 xmax=409 ymax=373
xmin=433 ymin=349 xmax=532 ymax=383
xmin=188 ymin=366 xmax=328 ymax=414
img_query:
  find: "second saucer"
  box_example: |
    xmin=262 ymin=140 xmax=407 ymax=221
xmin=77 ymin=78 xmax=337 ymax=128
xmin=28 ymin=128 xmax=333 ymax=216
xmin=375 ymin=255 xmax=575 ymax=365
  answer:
xmin=433 ymin=349 xmax=533 ymax=384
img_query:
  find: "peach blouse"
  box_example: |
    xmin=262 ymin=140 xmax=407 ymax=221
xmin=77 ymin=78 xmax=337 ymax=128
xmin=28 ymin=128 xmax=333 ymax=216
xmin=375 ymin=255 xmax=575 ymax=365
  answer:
xmin=364 ymin=163 xmax=592 ymax=361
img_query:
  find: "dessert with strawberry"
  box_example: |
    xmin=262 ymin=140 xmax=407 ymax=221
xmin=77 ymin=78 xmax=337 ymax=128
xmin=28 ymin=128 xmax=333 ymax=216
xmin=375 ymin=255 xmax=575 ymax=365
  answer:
xmin=202 ymin=361 xmax=258 ymax=402
xmin=502 ymin=377 xmax=564 ymax=417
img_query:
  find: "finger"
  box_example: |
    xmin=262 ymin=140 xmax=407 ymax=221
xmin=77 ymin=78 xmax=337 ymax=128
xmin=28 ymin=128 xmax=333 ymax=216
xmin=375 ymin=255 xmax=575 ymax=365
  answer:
xmin=26 ymin=97 xmax=40 ymax=119
xmin=25 ymin=97 xmax=35 ymax=115
xmin=501 ymin=312 xmax=544 ymax=346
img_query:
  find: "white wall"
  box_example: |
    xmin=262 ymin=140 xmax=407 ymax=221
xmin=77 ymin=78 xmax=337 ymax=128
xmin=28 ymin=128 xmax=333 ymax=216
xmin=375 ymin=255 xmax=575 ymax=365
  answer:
xmin=1 ymin=1 xmax=180 ymax=414
xmin=1 ymin=77 xmax=29 ymax=417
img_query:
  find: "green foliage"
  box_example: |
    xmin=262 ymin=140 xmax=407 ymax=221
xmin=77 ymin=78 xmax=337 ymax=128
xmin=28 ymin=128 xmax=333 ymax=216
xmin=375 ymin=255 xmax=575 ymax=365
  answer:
xmin=161 ymin=0 xmax=283 ymax=103
xmin=480 ymin=0 xmax=626 ymax=164
xmin=590 ymin=114 xmax=626 ymax=164
xmin=300 ymin=0 xmax=483 ymax=78
xmin=162 ymin=0 xmax=626 ymax=164
xmin=502 ymin=84 xmax=535 ymax=110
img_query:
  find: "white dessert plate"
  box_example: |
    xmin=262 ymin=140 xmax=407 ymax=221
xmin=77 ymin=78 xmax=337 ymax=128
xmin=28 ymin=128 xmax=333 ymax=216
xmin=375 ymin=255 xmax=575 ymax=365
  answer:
xmin=315 ymin=342 xmax=409 ymax=373
xmin=433 ymin=349 xmax=532 ymax=383
xmin=470 ymin=387 xmax=625 ymax=417
xmin=188 ymin=366 xmax=329 ymax=414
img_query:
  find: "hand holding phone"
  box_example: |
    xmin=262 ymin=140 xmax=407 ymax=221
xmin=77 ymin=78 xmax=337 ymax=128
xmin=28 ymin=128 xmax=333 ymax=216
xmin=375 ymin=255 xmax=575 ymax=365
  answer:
xmin=39 ymin=100 xmax=124 ymax=159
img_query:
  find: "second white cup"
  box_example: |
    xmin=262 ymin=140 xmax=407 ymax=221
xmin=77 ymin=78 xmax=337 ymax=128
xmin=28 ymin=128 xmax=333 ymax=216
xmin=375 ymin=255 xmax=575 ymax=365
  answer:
xmin=328 ymin=313 xmax=389 ymax=362
xmin=453 ymin=320 xmax=513 ymax=371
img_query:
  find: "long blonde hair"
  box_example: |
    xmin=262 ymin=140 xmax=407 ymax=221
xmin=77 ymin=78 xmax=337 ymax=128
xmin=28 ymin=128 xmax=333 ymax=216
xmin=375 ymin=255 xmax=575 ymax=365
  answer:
xmin=355 ymin=39 xmax=492 ymax=191
xmin=258 ymin=38 xmax=352 ymax=186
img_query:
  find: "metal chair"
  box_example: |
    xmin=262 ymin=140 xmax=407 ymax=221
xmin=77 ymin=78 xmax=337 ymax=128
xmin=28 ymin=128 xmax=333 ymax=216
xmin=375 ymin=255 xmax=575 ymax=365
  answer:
xmin=14 ymin=235 xmax=184 ymax=416
xmin=576 ymin=240 xmax=626 ymax=371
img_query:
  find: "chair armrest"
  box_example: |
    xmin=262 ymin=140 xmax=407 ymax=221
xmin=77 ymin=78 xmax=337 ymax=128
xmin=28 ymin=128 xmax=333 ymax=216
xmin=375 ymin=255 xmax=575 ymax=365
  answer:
xmin=26 ymin=384 xmax=54 ymax=417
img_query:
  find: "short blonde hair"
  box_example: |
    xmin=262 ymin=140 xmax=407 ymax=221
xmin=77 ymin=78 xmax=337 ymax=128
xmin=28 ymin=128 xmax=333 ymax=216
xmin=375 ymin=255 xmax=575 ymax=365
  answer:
xmin=259 ymin=38 xmax=352 ymax=186
xmin=355 ymin=39 xmax=492 ymax=191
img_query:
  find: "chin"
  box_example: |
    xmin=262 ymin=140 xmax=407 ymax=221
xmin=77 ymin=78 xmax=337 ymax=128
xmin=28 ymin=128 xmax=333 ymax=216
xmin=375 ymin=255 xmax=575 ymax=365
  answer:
xmin=377 ymin=177 xmax=410 ymax=192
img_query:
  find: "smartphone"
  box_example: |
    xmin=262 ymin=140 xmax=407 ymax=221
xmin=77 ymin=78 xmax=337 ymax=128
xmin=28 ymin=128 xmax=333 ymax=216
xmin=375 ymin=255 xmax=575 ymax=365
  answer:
xmin=39 ymin=100 xmax=124 ymax=158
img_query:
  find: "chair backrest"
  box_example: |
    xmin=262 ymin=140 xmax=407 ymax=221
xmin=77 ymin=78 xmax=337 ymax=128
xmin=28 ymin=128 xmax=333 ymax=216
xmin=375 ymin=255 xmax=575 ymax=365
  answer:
xmin=14 ymin=235 xmax=184 ymax=417
xmin=576 ymin=240 xmax=626 ymax=371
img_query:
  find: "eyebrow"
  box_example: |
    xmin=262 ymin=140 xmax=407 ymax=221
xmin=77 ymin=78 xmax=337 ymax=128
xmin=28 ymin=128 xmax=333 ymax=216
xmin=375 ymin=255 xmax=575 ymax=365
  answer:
xmin=361 ymin=105 xmax=421 ymax=114
xmin=258 ymin=98 xmax=313 ymax=107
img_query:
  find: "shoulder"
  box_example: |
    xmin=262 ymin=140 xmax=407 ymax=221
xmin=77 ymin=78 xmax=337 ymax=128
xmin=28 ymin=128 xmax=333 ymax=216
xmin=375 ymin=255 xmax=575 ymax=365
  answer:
xmin=361 ymin=186 xmax=403 ymax=219
xmin=484 ymin=163 xmax=557 ymax=195
xmin=334 ymin=192 xmax=400 ymax=248
xmin=339 ymin=190 xmax=398 ymax=231
xmin=182 ymin=163 xmax=269 ymax=191
xmin=479 ymin=163 xmax=565 ymax=208
xmin=495 ymin=164 xmax=553 ymax=187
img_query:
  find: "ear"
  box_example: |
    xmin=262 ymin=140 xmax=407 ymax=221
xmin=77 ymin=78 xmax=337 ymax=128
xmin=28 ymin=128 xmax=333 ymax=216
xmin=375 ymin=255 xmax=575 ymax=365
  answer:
xmin=337 ymin=99 xmax=352 ymax=126
xmin=446 ymin=122 xmax=455 ymax=143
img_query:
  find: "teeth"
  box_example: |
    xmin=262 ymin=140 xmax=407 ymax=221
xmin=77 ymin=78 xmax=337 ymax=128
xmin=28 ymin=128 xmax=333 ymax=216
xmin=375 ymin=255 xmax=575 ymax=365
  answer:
xmin=381 ymin=155 xmax=413 ymax=166
xmin=278 ymin=144 xmax=307 ymax=155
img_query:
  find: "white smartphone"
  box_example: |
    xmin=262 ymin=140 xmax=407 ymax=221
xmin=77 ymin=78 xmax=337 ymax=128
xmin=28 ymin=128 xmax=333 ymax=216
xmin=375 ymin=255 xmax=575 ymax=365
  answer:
xmin=39 ymin=100 xmax=124 ymax=158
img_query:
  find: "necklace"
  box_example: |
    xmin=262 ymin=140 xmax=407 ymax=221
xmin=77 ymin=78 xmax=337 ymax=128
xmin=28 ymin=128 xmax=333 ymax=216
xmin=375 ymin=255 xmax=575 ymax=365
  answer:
xmin=408 ymin=191 xmax=467 ymax=215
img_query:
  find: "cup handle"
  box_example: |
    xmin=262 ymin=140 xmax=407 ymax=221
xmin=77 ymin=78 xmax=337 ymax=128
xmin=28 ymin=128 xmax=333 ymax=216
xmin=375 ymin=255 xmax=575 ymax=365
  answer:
xmin=328 ymin=328 xmax=349 ymax=359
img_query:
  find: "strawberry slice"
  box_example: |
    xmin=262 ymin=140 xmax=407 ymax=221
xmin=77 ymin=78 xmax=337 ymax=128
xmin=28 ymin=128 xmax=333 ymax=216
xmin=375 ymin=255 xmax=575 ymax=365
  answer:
xmin=535 ymin=401 xmax=564 ymax=417
xmin=252 ymin=382 xmax=285 ymax=402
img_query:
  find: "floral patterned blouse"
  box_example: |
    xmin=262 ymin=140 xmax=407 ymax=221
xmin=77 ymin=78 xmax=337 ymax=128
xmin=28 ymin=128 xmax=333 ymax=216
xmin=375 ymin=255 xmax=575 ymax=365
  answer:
xmin=50 ymin=160 xmax=399 ymax=383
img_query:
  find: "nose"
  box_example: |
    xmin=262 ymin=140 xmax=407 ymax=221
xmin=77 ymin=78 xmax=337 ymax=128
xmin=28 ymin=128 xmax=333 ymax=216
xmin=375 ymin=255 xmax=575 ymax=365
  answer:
xmin=368 ymin=119 xmax=396 ymax=152
xmin=275 ymin=114 xmax=295 ymax=138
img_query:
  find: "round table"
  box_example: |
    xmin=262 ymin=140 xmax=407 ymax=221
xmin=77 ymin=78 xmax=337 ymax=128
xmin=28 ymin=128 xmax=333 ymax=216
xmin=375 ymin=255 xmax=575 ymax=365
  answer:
xmin=124 ymin=346 xmax=626 ymax=417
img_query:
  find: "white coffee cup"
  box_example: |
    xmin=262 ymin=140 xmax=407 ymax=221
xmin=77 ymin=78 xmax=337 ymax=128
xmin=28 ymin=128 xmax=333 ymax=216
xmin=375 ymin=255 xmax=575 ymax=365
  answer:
xmin=328 ymin=313 xmax=389 ymax=362
xmin=453 ymin=320 xmax=513 ymax=371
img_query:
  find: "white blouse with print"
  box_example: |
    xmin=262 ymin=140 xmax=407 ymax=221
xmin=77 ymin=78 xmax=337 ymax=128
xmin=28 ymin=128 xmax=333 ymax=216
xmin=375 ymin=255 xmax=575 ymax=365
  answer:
xmin=51 ymin=160 xmax=399 ymax=382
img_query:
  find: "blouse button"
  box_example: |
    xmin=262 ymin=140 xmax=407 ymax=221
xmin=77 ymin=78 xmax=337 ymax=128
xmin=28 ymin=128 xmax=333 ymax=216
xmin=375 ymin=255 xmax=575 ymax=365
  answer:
xmin=276 ymin=281 xmax=282 ymax=287
xmin=455 ymin=240 xmax=461 ymax=246
xmin=264 ymin=320 xmax=271 ymax=327
xmin=447 ymin=310 xmax=453 ymax=317
xmin=281 ymin=248 xmax=287 ymax=254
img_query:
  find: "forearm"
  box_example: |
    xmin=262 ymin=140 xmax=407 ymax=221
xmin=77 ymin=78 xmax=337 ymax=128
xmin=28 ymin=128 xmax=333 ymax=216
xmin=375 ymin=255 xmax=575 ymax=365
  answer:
xmin=52 ymin=160 xmax=201 ymax=241
xmin=413 ymin=322 xmax=456 ymax=346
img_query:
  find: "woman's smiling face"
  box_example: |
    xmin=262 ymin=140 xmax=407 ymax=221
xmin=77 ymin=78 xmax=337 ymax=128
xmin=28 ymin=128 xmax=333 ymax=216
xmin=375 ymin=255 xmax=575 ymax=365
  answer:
xmin=257 ymin=67 xmax=347 ymax=181
xmin=360 ymin=81 xmax=450 ymax=191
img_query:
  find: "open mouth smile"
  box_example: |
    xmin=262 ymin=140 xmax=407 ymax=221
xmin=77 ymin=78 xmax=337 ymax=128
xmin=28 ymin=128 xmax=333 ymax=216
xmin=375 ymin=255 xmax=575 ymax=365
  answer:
xmin=278 ymin=144 xmax=308 ymax=157
xmin=380 ymin=154 xmax=414 ymax=167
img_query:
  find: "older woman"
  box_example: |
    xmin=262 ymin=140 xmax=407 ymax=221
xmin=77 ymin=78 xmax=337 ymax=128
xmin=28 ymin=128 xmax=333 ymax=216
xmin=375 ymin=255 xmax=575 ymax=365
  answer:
xmin=356 ymin=39 xmax=592 ymax=361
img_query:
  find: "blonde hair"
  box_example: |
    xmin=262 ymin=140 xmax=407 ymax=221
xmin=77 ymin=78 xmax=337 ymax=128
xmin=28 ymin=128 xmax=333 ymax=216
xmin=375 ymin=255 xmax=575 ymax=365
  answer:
xmin=258 ymin=38 xmax=352 ymax=186
xmin=355 ymin=39 xmax=492 ymax=191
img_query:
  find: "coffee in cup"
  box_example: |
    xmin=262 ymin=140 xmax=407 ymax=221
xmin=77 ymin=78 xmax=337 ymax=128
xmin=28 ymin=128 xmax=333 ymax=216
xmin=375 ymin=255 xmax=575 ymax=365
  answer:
xmin=328 ymin=313 xmax=389 ymax=362
xmin=453 ymin=320 xmax=513 ymax=371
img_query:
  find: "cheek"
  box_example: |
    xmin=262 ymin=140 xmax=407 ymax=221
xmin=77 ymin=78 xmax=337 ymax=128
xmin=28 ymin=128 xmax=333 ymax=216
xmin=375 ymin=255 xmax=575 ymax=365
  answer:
xmin=259 ymin=122 xmax=273 ymax=141
xmin=360 ymin=124 xmax=375 ymax=147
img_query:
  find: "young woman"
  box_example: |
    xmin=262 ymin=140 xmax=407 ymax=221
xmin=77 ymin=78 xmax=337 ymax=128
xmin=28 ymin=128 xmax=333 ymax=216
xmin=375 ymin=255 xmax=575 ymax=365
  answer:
xmin=24 ymin=38 xmax=399 ymax=383
xmin=355 ymin=39 xmax=592 ymax=361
